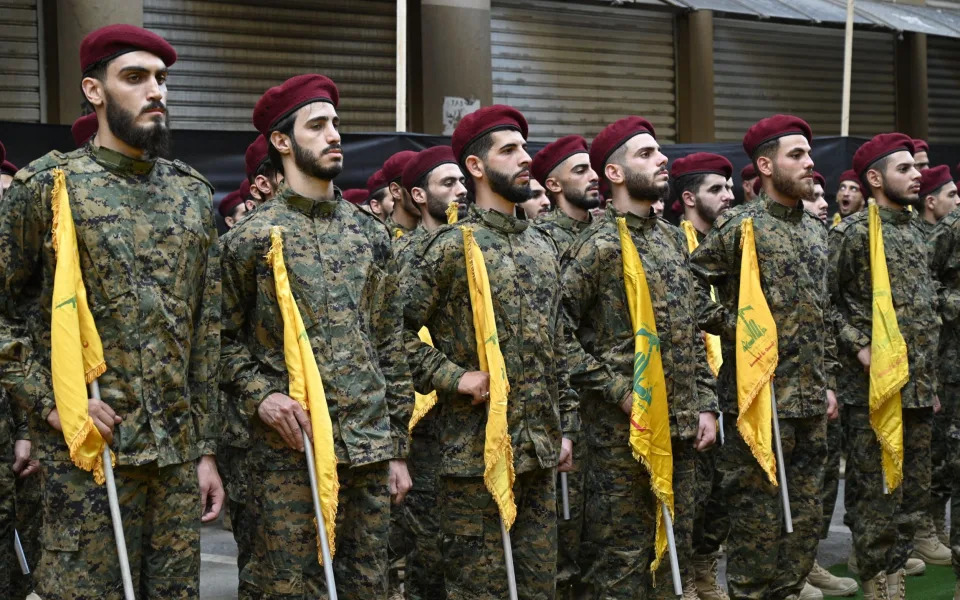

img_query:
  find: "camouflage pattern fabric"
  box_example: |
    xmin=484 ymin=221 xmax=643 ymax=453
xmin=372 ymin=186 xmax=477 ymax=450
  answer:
xmin=400 ymin=429 xmax=445 ymax=600
xmin=14 ymin=470 xmax=41 ymax=597
xmin=0 ymin=393 xmax=14 ymax=600
xmin=535 ymin=209 xmax=592 ymax=256
xmin=36 ymin=459 xmax=201 ymax=600
xmin=944 ymin=383 xmax=960 ymax=577
xmin=692 ymin=438 xmax=729 ymax=557
xmin=651 ymin=439 xmax=699 ymax=600
xmin=218 ymin=445 xmax=253 ymax=573
xmin=820 ymin=416 xmax=842 ymax=539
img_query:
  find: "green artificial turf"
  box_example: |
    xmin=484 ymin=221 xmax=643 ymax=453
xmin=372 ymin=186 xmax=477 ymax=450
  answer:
xmin=825 ymin=563 xmax=956 ymax=599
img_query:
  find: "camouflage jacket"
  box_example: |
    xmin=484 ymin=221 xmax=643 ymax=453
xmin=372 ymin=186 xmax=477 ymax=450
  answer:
xmin=561 ymin=208 xmax=717 ymax=451
xmin=536 ymin=208 xmax=592 ymax=255
xmin=929 ymin=208 xmax=960 ymax=386
xmin=393 ymin=223 xmax=428 ymax=261
xmin=400 ymin=204 xmax=579 ymax=477
xmin=829 ymin=205 xmax=939 ymax=407
xmin=0 ymin=144 xmax=220 ymax=466
xmin=386 ymin=215 xmax=416 ymax=240
xmin=690 ymin=193 xmax=833 ymax=419
xmin=219 ymin=185 xmax=414 ymax=470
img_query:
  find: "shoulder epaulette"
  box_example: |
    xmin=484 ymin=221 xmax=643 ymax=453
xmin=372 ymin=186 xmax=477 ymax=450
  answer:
xmin=13 ymin=150 xmax=69 ymax=182
xmin=416 ymin=221 xmax=464 ymax=258
xmin=564 ymin=215 xmax=610 ymax=259
xmin=833 ymin=209 xmax=867 ymax=234
xmin=169 ymin=159 xmax=214 ymax=192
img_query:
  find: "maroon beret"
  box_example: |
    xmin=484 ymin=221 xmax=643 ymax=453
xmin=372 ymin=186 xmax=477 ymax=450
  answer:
xmin=753 ymin=177 xmax=762 ymax=196
xmin=671 ymin=152 xmax=732 ymax=180
xmin=0 ymin=140 xmax=5 ymax=166
xmin=382 ymin=150 xmax=418 ymax=185
xmin=813 ymin=171 xmax=825 ymax=188
xmin=244 ymin=135 xmax=270 ymax=180
xmin=956 ymin=162 xmax=960 ymax=181
xmin=218 ymin=190 xmax=244 ymax=218
xmin=740 ymin=163 xmax=757 ymax=182
xmin=531 ymin=135 xmax=589 ymax=186
xmin=743 ymin=115 xmax=812 ymax=159
xmin=367 ymin=169 xmax=389 ymax=195
xmin=71 ymin=113 xmax=98 ymax=147
xmin=1 ymin=160 xmax=17 ymax=176
xmin=253 ymin=74 xmax=339 ymax=135
xmin=919 ymin=165 xmax=953 ymax=198
xmin=853 ymin=133 xmax=916 ymax=177
xmin=80 ymin=24 xmax=176 ymax=74
xmin=342 ymin=188 xmax=369 ymax=205
xmin=839 ymin=169 xmax=859 ymax=185
xmin=402 ymin=146 xmax=458 ymax=191
xmin=451 ymin=105 xmax=528 ymax=163
xmin=912 ymin=139 xmax=930 ymax=154
xmin=589 ymin=116 xmax=657 ymax=178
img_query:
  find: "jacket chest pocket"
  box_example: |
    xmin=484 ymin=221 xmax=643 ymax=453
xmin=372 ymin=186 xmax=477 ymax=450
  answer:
xmin=76 ymin=218 xmax=134 ymax=303
xmin=150 ymin=221 xmax=206 ymax=302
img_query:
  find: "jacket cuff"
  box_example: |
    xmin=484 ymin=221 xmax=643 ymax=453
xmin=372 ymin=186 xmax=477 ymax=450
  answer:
xmin=432 ymin=360 xmax=468 ymax=397
xmin=605 ymin=376 xmax=632 ymax=408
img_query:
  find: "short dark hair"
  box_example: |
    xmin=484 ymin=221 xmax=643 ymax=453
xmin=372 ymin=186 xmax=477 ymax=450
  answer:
xmin=79 ymin=61 xmax=109 ymax=115
xmin=602 ymin=144 xmax=630 ymax=183
xmin=752 ymin=138 xmax=780 ymax=172
xmin=460 ymin=131 xmax=496 ymax=172
xmin=266 ymin=111 xmax=297 ymax=176
xmin=369 ymin=187 xmax=390 ymax=205
xmin=674 ymin=173 xmax=709 ymax=200
xmin=254 ymin=159 xmax=278 ymax=185
xmin=861 ymin=155 xmax=892 ymax=192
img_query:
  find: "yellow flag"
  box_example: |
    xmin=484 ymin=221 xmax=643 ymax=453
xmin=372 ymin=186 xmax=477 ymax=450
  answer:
xmin=832 ymin=213 xmax=842 ymax=227
xmin=867 ymin=203 xmax=906 ymax=491
xmin=462 ymin=226 xmax=516 ymax=530
xmin=617 ymin=217 xmax=674 ymax=572
xmin=395 ymin=228 xmax=404 ymax=239
xmin=409 ymin=204 xmax=460 ymax=431
xmin=266 ymin=226 xmax=340 ymax=563
xmin=681 ymin=221 xmax=723 ymax=377
xmin=735 ymin=218 xmax=779 ymax=485
xmin=50 ymin=169 xmax=110 ymax=484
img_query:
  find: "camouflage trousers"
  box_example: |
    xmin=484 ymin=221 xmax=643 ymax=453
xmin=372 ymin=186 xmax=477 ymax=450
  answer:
xmin=0 ymin=423 xmax=14 ymax=600
xmin=239 ymin=460 xmax=389 ymax=599
xmin=693 ymin=427 xmax=730 ymax=557
xmin=579 ymin=444 xmax=657 ymax=599
xmin=218 ymin=446 xmax=253 ymax=574
xmin=720 ymin=415 xmax=825 ymax=600
xmin=557 ymin=441 xmax=586 ymax=594
xmin=35 ymin=459 xmax=200 ymax=600
xmin=929 ymin=398 xmax=952 ymax=529
xmin=844 ymin=405 xmax=931 ymax=579
xmin=14 ymin=471 xmax=41 ymax=597
xmin=820 ymin=417 xmax=842 ymax=539
xmin=940 ymin=383 xmax=960 ymax=577
xmin=398 ymin=435 xmax=444 ymax=600
xmin=651 ymin=438 xmax=699 ymax=600
xmin=439 ymin=468 xmax=557 ymax=600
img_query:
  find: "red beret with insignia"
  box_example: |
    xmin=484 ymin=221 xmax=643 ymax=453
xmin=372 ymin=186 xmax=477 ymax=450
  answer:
xmin=740 ymin=163 xmax=757 ymax=182
xmin=839 ymin=169 xmax=859 ymax=185
xmin=71 ymin=113 xmax=98 ymax=147
xmin=253 ymin=74 xmax=339 ymax=135
xmin=244 ymin=135 xmax=270 ymax=180
xmin=451 ymin=105 xmax=528 ymax=164
xmin=589 ymin=116 xmax=657 ymax=179
xmin=80 ymin=24 xmax=177 ymax=73
xmin=813 ymin=171 xmax=826 ymax=188
xmin=1 ymin=160 xmax=17 ymax=176
xmin=742 ymin=114 xmax=812 ymax=159
xmin=912 ymin=138 xmax=930 ymax=154
xmin=367 ymin=169 xmax=389 ymax=195
xmin=402 ymin=146 xmax=458 ymax=191
xmin=753 ymin=177 xmax=762 ymax=196
xmin=853 ymin=133 xmax=915 ymax=177
xmin=342 ymin=188 xmax=369 ymax=205
xmin=382 ymin=150 xmax=418 ymax=185
xmin=671 ymin=152 xmax=733 ymax=180
xmin=919 ymin=165 xmax=953 ymax=198
xmin=531 ymin=135 xmax=589 ymax=187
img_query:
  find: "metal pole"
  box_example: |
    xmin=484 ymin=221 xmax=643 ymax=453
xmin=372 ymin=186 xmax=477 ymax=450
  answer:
xmin=662 ymin=503 xmax=683 ymax=596
xmin=500 ymin=517 xmax=519 ymax=600
xmin=301 ymin=428 xmax=338 ymax=600
xmin=770 ymin=383 xmax=793 ymax=533
xmin=89 ymin=379 xmax=135 ymax=600
xmin=841 ymin=0 xmax=855 ymax=136
xmin=14 ymin=529 xmax=29 ymax=575
xmin=560 ymin=472 xmax=570 ymax=520
xmin=395 ymin=0 xmax=407 ymax=132
xmin=718 ymin=411 xmax=725 ymax=446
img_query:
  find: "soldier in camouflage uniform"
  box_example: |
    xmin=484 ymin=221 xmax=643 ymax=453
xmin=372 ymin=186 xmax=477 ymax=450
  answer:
xmin=528 ymin=135 xmax=599 ymax=598
xmin=401 ymin=105 xmax=578 ymax=600
xmin=927 ymin=199 xmax=960 ymax=600
xmin=691 ymin=115 xmax=835 ymax=600
xmin=220 ymin=74 xmax=414 ymax=599
xmin=829 ymin=134 xmax=939 ymax=599
xmin=560 ymin=119 xmax=718 ymax=600
xmin=674 ymin=152 xmax=735 ymax=600
xmin=0 ymin=25 xmax=223 ymax=599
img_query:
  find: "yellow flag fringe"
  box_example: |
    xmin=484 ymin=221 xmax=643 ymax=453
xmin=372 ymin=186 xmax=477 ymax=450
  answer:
xmin=446 ymin=201 xmax=460 ymax=224
xmin=409 ymin=326 xmax=439 ymax=432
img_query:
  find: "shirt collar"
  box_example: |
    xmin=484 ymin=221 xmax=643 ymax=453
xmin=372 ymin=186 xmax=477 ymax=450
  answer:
xmin=281 ymin=185 xmax=342 ymax=218
xmin=90 ymin=143 xmax=155 ymax=176
xmin=607 ymin=205 xmax=658 ymax=231
xmin=762 ymin=192 xmax=805 ymax=223
xmin=469 ymin=204 xmax=529 ymax=233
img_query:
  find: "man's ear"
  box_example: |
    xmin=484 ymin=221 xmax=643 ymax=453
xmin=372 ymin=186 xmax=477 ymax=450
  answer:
xmin=81 ymin=77 xmax=105 ymax=108
xmin=270 ymin=130 xmax=292 ymax=157
xmin=465 ymin=155 xmax=484 ymax=180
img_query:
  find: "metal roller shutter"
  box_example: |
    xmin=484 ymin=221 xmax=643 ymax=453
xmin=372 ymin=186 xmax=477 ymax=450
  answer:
xmin=143 ymin=0 xmax=395 ymax=131
xmin=928 ymin=35 xmax=960 ymax=144
xmin=713 ymin=19 xmax=895 ymax=142
xmin=491 ymin=0 xmax=677 ymax=143
xmin=0 ymin=0 xmax=41 ymax=122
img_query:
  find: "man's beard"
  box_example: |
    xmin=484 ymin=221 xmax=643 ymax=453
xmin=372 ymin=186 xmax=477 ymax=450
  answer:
xmin=624 ymin=166 xmax=668 ymax=202
xmin=486 ymin=165 xmax=531 ymax=204
xmin=771 ymin=166 xmax=813 ymax=202
xmin=104 ymin=91 xmax=171 ymax=158
xmin=425 ymin=190 xmax=461 ymax=222
xmin=563 ymin=181 xmax=601 ymax=210
xmin=695 ymin=195 xmax=726 ymax=225
xmin=883 ymin=179 xmax=914 ymax=207
xmin=292 ymin=135 xmax=343 ymax=181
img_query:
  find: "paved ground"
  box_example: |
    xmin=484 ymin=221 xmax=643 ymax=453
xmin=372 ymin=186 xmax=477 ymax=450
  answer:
xmin=199 ymin=479 xmax=869 ymax=599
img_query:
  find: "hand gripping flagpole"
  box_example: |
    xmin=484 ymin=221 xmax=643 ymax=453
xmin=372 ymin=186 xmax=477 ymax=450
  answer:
xmin=560 ymin=472 xmax=570 ymax=520
xmin=301 ymin=427 xmax=338 ymax=600
xmin=88 ymin=379 xmax=135 ymax=600
xmin=14 ymin=529 xmax=29 ymax=575
xmin=770 ymin=382 xmax=793 ymax=533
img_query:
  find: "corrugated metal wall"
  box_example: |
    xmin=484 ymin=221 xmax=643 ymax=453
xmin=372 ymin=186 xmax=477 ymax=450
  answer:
xmin=0 ymin=0 xmax=41 ymax=122
xmin=928 ymin=34 xmax=960 ymax=143
xmin=713 ymin=19 xmax=895 ymax=142
xmin=491 ymin=0 xmax=677 ymax=143
xmin=143 ymin=0 xmax=396 ymax=131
